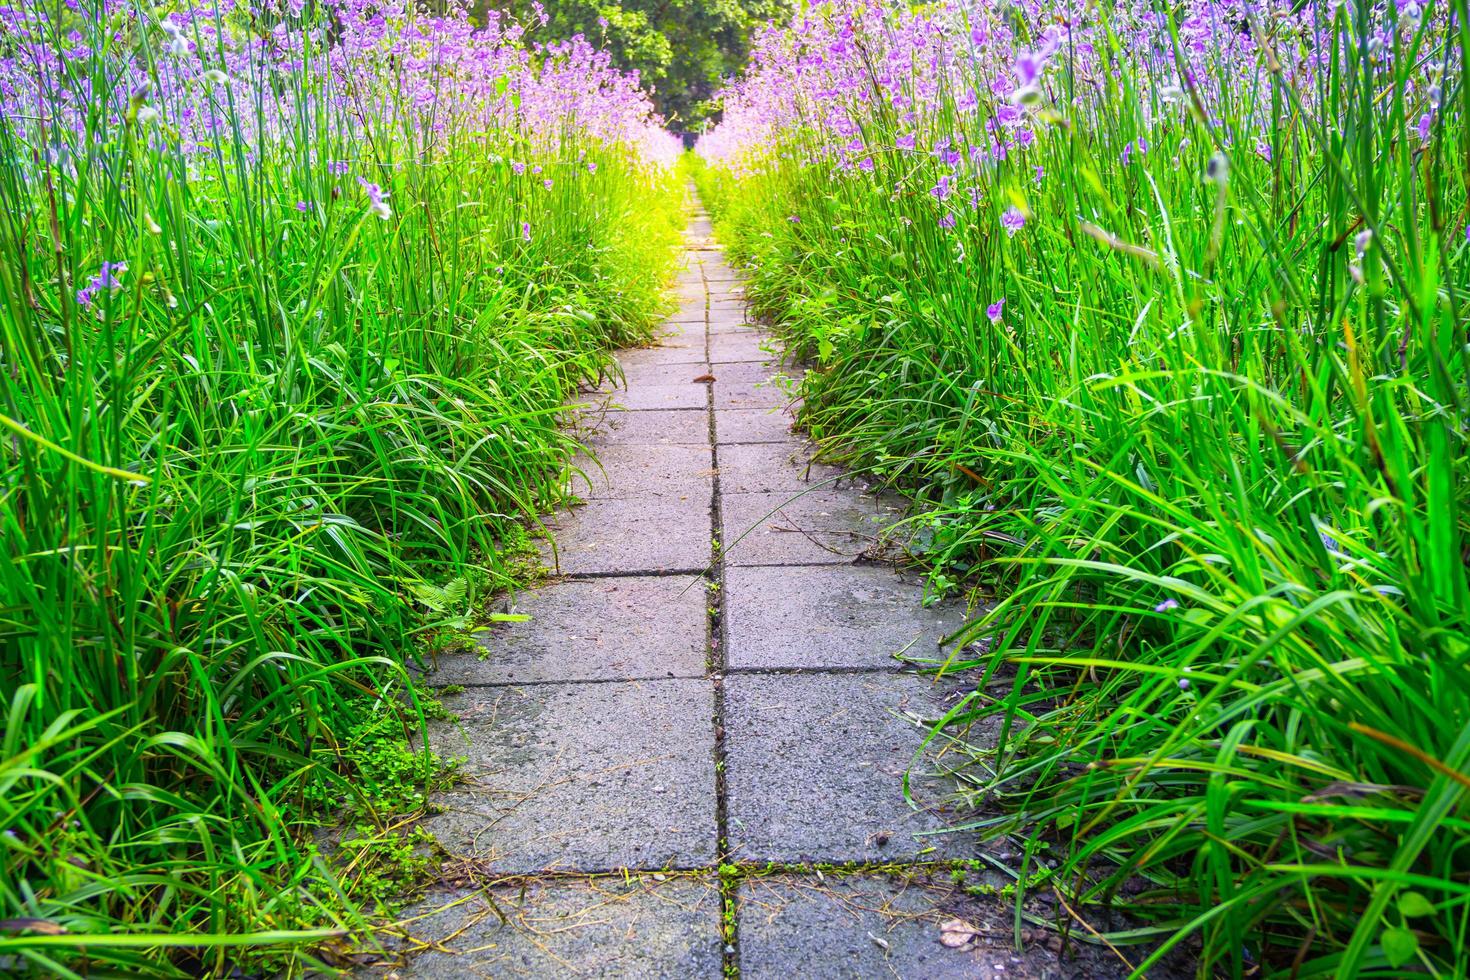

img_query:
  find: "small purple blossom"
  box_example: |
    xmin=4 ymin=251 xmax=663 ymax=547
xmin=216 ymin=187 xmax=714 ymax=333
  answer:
xmin=1155 ymin=598 xmax=1180 ymax=613
xmin=357 ymin=176 xmax=391 ymax=220
xmin=930 ymin=174 xmax=952 ymax=201
xmin=295 ymin=201 xmax=310 ymax=212
xmin=511 ymin=161 xmax=526 ymax=175
xmin=939 ymin=212 xmax=956 ymax=229
xmin=1001 ymin=207 xmax=1026 ymax=237
xmin=521 ymin=221 xmax=532 ymax=242
xmin=542 ymin=178 xmax=554 ymax=189
xmin=75 ymin=261 xmax=126 ymax=308
xmin=986 ymin=299 xmax=1004 ymax=323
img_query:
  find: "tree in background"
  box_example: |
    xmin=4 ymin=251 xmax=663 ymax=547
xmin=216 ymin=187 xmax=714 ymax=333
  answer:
xmin=493 ymin=0 xmax=790 ymax=128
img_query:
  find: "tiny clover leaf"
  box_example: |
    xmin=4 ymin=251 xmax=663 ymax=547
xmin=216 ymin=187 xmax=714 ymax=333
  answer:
xmin=1398 ymin=892 xmax=1435 ymax=918
xmin=1380 ymin=926 xmax=1419 ymax=968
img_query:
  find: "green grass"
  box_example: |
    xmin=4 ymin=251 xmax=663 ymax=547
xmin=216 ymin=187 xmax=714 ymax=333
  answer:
xmin=0 ymin=2 xmax=682 ymax=975
xmin=697 ymin=1 xmax=1470 ymax=976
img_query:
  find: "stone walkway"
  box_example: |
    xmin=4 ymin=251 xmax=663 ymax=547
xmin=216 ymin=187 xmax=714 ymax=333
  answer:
xmin=360 ymin=200 xmax=1131 ymax=978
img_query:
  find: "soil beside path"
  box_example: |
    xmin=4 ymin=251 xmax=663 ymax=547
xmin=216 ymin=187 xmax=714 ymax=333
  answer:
xmin=353 ymin=197 xmax=1135 ymax=979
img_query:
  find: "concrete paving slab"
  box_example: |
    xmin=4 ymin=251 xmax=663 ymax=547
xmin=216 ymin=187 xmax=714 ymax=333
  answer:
xmin=569 ymin=443 xmax=713 ymax=500
xmin=724 ymin=565 xmax=964 ymax=670
xmin=616 ymin=344 xmax=705 ymax=369
xmin=723 ymin=673 xmax=973 ymax=863
xmin=373 ymin=878 xmax=722 ymax=978
xmin=738 ymin=875 xmax=1116 ymax=980
xmin=420 ymin=680 xmax=718 ymax=871
xmin=720 ymin=490 xmax=901 ymax=566
xmin=539 ymin=497 xmax=712 ymax=575
xmin=579 ymin=408 xmax=709 ymax=446
xmin=419 ymin=577 xmax=707 ymax=685
xmin=709 ymin=360 xmax=801 ymax=385
xmin=590 ymin=383 xmax=708 ymax=412
xmin=707 ymin=320 xmax=758 ymax=335
xmin=612 ymin=362 xmax=713 ymax=388
xmin=715 ymin=409 xmax=797 ymax=445
xmin=714 ymin=381 xmax=795 ymax=411
xmin=717 ymin=442 xmax=845 ymax=494
xmin=710 ymin=334 xmax=773 ymax=363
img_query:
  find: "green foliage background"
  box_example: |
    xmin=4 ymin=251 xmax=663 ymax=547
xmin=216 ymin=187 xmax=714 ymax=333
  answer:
xmin=494 ymin=0 xmax=791 ymax=126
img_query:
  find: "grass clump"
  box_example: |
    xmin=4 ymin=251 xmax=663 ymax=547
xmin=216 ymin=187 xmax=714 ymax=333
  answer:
xmin=698 ymin=0 xmax=1469 ymax=975
xmin=0 ymin=0 xmax=681 ymax=974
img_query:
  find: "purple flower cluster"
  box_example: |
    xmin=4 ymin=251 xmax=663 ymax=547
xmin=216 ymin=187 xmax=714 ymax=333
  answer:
xmin=0 ymin=0 xmax=682 ymax=189
xmin=697 ymin=0 xmax=1454 ymax=241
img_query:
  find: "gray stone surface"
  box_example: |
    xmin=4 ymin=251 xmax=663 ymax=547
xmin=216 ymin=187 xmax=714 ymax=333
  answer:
xmin=658 ymin=323 xmax=706 ymax=346
xmin=420 ymin=680 xmax=718 ymax=871
xmin=420 ymin=577 xmax=708 ymax=685
xmin=721 ymin=490 xmax=902 ymax=566
xmin=738 ymin=875 xmax=1115 ymax=980
xmin=616 ymin=343 xmax=704 ymax=368
xmin=714 ymin=381 xmax=794 ymax=411
xmin=589 ymin=382 xmax=707 ymax=411
xmin=373 ymin=878 xmax=722 ymax=978
xmin=711 ymin=360 xmax=801 ymax=385
xmin=723 ymin=673 xmax=973 ymax=863
xmin=708 ymin=319 xmax=757 ymax=335
xmin=569 ymin=443 xmax=713 ymax=501
xmin=616 ymin=360 xmax=712 ymax=388
xmin=580 ymin=408 xmax=708 ymax=446
xmin=717 ymin=442 xmax=847 ymax=494
xmin=710 ymin=333 xmax=772 ymax=363
xmin=724 ymin=565 xmax=963 ymax=670
xmin=715 ymin=409 xmax=796 ymax=445
xmin=540 ymin=497 xmax=711 ymax=575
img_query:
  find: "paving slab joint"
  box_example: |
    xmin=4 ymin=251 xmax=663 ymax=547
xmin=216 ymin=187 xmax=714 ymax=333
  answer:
xmin=702 ymin=256 xmax=742 ymax=978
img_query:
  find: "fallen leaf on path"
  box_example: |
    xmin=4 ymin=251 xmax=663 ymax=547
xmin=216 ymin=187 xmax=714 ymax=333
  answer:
xmin=692 ymin=374 xmax=715 ymax=383
xmin=939 ymin=918 xmax=981 ymax=950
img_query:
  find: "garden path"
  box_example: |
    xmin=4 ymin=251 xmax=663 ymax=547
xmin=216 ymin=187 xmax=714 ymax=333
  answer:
xmin=358 ymin=197 xmax=1127 ymax=979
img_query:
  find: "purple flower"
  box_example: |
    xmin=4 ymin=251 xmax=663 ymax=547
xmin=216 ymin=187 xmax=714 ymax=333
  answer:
xmin=586 ymin=162 xmax=598 ymax=174
xmin=986 ymin=299 xmax=1004 ymax=323
xmin=295 ymin=201 xmax=310 ymax=212
xmin=521 ymin=221 xmax=532 ymax=242
xmin=75 ymin=261 xmax=127 ymax=308
xmin=357 ymin=176 xmax=391 ymax=220
xmin=1001 ymin=207 xmax=1026 ymax=237
xmin=939 ymin=213 xmax=956 ymax=229
xmin=895 ymin=133 xmax=916 ymax=152
xmin=930 ymin=175 xmax=952 ymax=201
xmin=542 ymin=178 xmax=554 ymax=189
xmin=511 ymin=161 xmax=526 ymax=175
xmin=1155 ymin=598 xmax=1180 ymax=613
